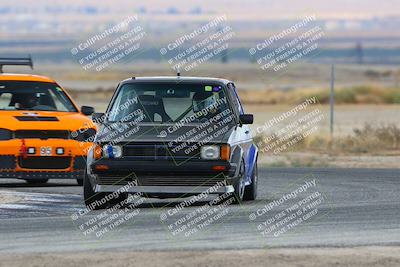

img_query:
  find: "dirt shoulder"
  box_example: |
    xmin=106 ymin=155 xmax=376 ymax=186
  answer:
xmin=1 ymin=247 xmax=399 ymax=267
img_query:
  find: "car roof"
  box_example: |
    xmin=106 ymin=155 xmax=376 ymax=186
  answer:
xmin=0 ymin=73 xmax=56 ymax=83
xmin=120 ymin=76 xmax=232 ymax=86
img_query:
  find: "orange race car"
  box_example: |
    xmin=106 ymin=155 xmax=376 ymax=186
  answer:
xmin=0 ymin=57 xmax=96 ymax=185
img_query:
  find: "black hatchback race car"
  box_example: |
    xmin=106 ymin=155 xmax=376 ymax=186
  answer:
xmin=84 ymin=76 xmax=258 ymax=209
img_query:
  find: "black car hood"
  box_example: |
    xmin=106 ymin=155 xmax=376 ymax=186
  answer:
xmin=95 ymin=122 xmax=234 ymax=144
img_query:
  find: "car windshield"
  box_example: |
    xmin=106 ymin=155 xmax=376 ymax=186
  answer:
xmin=0 ymin=81 xmax=77 ymax=112
xmin=107 ymin=82 xmax=230 ymax=123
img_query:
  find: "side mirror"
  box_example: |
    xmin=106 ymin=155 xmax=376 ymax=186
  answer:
xmin=81 ymin=106 xmax=95 ymax=116
xmin=239 ymin=114 xmax=253 ymax=125
xmin=92 ymin=112 xmax=105 ymax=123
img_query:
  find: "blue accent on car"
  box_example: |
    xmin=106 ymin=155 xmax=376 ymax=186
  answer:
xmin=245 ymin=144 xmax=258 ymax=185
xmin=107 ymin=145 xmax=114 ymax=159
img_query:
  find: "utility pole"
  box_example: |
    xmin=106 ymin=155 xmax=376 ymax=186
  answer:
xmin=355 ymin=42 xmax=363 ymax=64
xmin=330 ymin=64 xmax=335 ymax=136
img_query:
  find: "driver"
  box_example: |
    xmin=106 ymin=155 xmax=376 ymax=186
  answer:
xmin=192 ymin=92 xmax=219 ymax=121
xmin=15 ymin=93 xmax=39 ymax=109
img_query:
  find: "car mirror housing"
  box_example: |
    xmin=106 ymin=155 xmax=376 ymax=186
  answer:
xmin=92 ymin=112 xmax=105 ymax=123
xmin=239 ymin=114 xmax=253 ymax=125
xmin=81 ymin=106 xmax=95 ymax=116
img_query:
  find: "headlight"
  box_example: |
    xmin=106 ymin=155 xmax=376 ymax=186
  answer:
xmin=200 ymin=145 xmax=220 ymax=160
xmin=103 ymin=145 xmax=122 ymax=158
xmin=0 ymin=128 xmax=12 ymax=140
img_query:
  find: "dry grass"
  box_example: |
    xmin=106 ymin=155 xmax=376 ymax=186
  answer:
xmin=239 ymin=85 xmax=400 ymax=105
xmin=2 ymin=247 xmax=400 ymax=267
xmin=256 ymin=123 xmax=400 ymax=155
xmin=256 ymin=123 xmax=400 ymax=168
xmin=68 ymin=88 xmax=115 ymax=103
xmin=69 ymin=84 xmax=400 ymax=107
xmin=331 ymin=124 xmax=400 ymax=153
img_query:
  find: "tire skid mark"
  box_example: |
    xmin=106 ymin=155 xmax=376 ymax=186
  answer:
xmin=0 ymin=190 xmax=83 ymax=219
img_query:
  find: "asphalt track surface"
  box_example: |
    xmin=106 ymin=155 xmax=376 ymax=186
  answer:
xmin=0 ymin=167 xmax=399 ymax=254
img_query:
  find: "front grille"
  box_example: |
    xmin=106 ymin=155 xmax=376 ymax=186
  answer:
xmin=123 ymin=143 xmax=200 ymax=160
xmin=97 ymin=174 xmax=225 ymax=186
xmin=137 ymin=176 xmax=225 ymax=186
xmin=97 ymin=175 xmax=132 ymax=185
xmin=15 ymin=130 xmax=70 ymax=139
xmin=18 ymin=156 xmax=71 ymax=169
xmin=124 ymin=145 xmax=156 ymax=157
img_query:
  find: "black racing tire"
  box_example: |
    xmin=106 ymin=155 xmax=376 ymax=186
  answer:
xmin=76 ymin=178 xmax=83 ymax=186
xmin=83 ymin=171 xmax=107 ymax=210
xmin=83 ymin=171 xmax=128 ymax=210
xmin=243 ymin=160 xmax=258 ymax=201
xmin=230 ymin=159 xmax=246 ymax=204
xmin=25 ymin=179 xmax=49 ymax=184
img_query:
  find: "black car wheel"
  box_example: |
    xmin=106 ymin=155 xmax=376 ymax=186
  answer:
xmin=243 ymin=160 xmax=258 ymax=201
xmin=76 ymin=178 xmax=83 ymax=186
xmin=83 ymin=170 xmax=127 ymax=210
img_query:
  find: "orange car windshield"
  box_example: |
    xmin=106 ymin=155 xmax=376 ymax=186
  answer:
xmin=0 ymin=81 xmax=77 ymax=112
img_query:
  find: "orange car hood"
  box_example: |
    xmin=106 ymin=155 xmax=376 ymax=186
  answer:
xmin=0 ymin=111 xmax=94 ymax=132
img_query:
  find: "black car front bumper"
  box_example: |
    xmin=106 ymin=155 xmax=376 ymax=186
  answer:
xmin=89 ymin=159 xmax=238 ymax=194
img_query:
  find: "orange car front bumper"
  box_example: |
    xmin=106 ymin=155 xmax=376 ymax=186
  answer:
xmin=0 ymin=139 xmax=92 ymax=176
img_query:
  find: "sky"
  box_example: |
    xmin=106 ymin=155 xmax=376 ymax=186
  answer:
xmin=1 ymin=0 xmax=399 ymax=20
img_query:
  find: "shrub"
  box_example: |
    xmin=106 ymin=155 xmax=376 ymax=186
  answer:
xmin=256 ymin=123 xmax=400 ymax=154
